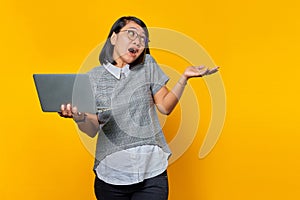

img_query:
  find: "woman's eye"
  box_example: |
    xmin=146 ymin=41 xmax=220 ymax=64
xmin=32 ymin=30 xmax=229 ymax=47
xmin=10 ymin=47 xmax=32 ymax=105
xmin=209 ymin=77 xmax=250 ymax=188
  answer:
xmin=128 ymin=30 xmax=135 ymax=38
xmin=140 ymin=37 xmax=146 ymax=43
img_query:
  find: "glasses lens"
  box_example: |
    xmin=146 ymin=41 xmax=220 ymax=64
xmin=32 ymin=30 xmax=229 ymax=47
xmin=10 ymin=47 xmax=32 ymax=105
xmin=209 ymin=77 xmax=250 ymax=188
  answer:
xmin=126 ymin=30 xmax=147 ymax=46
xmin=127 ymin=30 xmax=137 ymax=40
xmin=140 ymin=36 xmax=146 ymax=44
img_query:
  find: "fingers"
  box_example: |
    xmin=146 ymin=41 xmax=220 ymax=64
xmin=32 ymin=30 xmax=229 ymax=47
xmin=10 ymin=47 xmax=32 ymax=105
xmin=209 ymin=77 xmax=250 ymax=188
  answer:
xmin=196 ymin=66 xmax=219 ymax=76
xmin=196 ymin=65 xmax=206 ymax=70
xmin=59 ymin=103 xmax=75 ymax=118
xmin=72 ymin=106 xmax=78 ymax=115
xmin=199 ymin=68 xmax=210 ymax=76
xmin=207 ymin=66 xmax=219 ymax=75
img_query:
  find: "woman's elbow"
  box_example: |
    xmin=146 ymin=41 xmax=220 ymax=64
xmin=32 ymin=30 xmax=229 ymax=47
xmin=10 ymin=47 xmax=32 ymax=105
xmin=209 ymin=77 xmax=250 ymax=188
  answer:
xmin=156 ymin=104 xmax=173 ymax=115
xmin=86 ymin=131 xmax=98 ymax=138
xmin=79 ymin=127 xmax=98 ymax=138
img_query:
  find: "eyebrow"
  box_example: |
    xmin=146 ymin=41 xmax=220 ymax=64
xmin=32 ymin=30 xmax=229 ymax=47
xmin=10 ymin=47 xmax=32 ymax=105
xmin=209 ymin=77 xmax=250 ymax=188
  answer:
xmin=127 ymin=27 xmax=146 ymax=35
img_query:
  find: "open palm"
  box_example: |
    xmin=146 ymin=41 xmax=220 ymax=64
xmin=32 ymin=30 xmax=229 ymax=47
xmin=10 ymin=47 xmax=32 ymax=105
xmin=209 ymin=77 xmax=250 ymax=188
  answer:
xmin=183 ymin=66 xmax=219 ymax=79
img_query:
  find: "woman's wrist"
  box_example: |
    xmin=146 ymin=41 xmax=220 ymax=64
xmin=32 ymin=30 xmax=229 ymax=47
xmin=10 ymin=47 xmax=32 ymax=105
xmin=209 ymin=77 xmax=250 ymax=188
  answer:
xmin=73 ymin=112 xmax=87 ymax=123
xmin=178 ymin=75 xmax=188 ymax=86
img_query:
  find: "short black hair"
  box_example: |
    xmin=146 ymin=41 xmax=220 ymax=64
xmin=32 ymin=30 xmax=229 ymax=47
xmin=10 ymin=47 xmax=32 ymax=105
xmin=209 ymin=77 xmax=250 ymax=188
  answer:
xmin=99 ymin=16 xmax=150 ymax=68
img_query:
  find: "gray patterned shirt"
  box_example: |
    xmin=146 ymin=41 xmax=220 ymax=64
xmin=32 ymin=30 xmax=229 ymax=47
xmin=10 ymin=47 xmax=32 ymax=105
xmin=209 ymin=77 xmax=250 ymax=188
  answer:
xmin=88 ymin=54 xmax=172 ymax=184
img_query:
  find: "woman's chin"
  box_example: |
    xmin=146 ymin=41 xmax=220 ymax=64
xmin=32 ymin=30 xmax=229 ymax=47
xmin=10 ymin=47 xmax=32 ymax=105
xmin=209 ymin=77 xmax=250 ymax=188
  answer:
xmin=123 ymin=54 xmax=137 ymax=64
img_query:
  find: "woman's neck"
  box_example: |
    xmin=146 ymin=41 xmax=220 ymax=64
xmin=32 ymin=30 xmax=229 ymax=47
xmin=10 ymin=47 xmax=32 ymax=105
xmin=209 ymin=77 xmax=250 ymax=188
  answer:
xmin=114 ymin=57 xmax=127 ymax=68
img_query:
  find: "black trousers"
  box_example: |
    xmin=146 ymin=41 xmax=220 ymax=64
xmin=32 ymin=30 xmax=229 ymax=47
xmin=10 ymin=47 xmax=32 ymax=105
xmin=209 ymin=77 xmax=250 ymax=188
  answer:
xmin=94 ymin=171 xmax=169 ymax=200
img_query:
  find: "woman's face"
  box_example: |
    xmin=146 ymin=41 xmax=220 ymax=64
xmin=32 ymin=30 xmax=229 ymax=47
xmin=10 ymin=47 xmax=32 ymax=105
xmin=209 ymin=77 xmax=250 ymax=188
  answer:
xmin=111 ymin=21 xmax=147 ymax=67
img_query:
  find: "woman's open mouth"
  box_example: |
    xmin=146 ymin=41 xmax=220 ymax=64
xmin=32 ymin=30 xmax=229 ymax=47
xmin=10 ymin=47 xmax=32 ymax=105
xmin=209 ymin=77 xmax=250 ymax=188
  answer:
xmin=128 ymin=48 xmax=138 ymax=56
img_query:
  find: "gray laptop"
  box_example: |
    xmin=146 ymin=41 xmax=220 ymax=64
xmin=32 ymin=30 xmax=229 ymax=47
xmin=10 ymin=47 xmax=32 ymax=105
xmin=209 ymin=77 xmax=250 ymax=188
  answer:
xmin=33 ymin=74 xmax=97 ymax=113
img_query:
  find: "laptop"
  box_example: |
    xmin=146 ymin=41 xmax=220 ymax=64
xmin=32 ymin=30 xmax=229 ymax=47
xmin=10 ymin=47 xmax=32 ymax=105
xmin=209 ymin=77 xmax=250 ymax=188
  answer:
xmin=33 ymin=74 xmax=97 ymax=113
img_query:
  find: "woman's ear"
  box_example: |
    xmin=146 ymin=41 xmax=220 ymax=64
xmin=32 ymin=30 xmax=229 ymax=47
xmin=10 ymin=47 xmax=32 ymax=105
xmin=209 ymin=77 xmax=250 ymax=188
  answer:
xmin=110 ymin=32 xmax=117 ymax=45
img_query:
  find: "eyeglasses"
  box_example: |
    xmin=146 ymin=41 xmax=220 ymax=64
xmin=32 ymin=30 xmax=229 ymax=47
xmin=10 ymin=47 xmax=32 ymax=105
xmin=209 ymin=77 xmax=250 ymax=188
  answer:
xmin=120 ymin=29 xmax=149 ymax=46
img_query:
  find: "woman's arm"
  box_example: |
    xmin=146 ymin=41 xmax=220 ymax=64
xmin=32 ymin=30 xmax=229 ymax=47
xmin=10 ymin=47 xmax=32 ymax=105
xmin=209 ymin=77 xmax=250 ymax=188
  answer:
xmin=60 ymin=104 xmax=99 ymax=138
xmin=154 ymin=66 xmax=219 ymax=115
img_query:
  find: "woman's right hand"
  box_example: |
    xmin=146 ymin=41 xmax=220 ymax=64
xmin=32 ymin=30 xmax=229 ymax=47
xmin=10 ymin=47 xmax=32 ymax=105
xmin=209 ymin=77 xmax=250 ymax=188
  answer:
xmin=58 ymin=103 xmax=77 ymax=118
xmin=59 ymin=103 xmax=98 ymax=137
xmin=59 ymin=103 xmax=87 ymax=123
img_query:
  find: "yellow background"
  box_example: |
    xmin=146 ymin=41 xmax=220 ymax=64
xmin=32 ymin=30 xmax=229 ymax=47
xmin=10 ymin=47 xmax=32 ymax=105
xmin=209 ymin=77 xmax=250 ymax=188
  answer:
xmin=1 ymin=0 xmax=300 ymax=199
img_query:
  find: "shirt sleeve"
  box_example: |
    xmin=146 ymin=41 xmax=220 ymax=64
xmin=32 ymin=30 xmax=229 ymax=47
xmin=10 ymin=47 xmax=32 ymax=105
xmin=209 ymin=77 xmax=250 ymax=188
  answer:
xmin=145 ymin=54 xmax=169 ymax=95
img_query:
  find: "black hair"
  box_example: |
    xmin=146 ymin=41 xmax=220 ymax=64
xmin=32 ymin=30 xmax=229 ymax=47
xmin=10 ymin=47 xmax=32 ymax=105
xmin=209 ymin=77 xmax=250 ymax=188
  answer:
xmin=99 ymin=16 xmax=150 ymax=68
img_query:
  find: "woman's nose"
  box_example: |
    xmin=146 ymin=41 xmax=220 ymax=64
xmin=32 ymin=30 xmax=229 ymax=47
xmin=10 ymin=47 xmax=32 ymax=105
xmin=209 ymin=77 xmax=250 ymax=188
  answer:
xmin=133 ymin=37 xmax=141 ymax=47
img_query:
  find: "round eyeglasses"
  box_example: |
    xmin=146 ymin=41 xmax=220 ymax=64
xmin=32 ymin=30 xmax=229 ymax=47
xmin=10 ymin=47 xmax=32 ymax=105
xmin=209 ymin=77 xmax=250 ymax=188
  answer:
xmin=120 ymin=29 xmax=149 ymax=46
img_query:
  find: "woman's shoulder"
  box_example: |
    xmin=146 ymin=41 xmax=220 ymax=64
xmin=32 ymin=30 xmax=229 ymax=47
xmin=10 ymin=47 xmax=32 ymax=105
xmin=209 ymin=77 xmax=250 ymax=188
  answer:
xmin=87 ymin=65 xmax=104 ymax=73
xmin=145 ymin=54 xmax=156 ymax=63
xmin=87 ymin=65 xmax=108 ymax=77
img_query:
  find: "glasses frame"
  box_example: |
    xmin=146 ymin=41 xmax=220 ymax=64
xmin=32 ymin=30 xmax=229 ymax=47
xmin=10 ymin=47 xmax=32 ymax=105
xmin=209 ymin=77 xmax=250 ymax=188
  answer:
xmin=119 ymin=29 xmax=149 ymax=46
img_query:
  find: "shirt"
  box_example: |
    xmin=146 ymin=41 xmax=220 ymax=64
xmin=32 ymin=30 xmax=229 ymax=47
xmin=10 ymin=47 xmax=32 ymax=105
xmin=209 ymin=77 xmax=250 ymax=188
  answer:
xmin=94 ymin=60 xmax=170 ymax=185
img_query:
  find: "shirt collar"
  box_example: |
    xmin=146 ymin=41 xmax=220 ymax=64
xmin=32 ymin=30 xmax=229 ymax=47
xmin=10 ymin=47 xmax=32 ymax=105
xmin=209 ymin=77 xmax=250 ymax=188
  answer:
xmin=103 ymin=62 xmax=130 ymax=79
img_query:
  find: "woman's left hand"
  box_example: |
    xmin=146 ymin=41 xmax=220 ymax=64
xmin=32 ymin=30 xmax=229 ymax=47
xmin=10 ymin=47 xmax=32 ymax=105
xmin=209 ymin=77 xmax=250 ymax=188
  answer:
xmin=183 ymin=66 xmax=219 ymax=80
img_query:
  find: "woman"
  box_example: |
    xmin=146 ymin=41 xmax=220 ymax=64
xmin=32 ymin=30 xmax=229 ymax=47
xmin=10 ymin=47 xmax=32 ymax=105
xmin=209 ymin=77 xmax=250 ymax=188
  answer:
xmin=60 ymin=16 xmax=218 ymax=200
